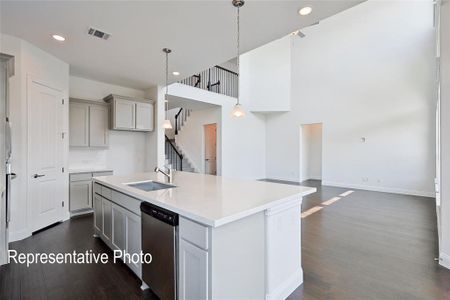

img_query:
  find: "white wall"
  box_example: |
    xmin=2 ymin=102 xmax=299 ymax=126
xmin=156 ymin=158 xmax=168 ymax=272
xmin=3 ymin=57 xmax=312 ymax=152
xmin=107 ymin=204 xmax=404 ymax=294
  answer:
xmin=264 ymin=1 xmax=436 ymax=196
xmin=240 ymin=36 xmax=291 ymax=112
xmin=0 ymin=34 xmax=70 ymax=241
xmin=168 ymin=83 xmax=266 ymax=180
xmin=68 ymin=76 xmax=150 ymax=176
xmin=175 ymin=107 xmax=222 ymax=174
xmin=439 ymin=0 xmax=450 ymax=269
xmin=301 ymin=123 xmax=322 ymax=181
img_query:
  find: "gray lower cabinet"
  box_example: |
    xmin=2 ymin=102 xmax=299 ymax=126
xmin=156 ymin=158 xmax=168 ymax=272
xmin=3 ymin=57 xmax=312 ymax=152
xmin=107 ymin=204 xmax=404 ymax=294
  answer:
xmin=69 ymin=171 xmax=113 ymax=213
xmin=69 ymin=180 xmax=92 ymax=211
xmin=93 ymin=194 xmax=103 ymax=233
xmin=93 ymin=182 xmax=142 ymax=278
xmin=102 ymin=198 xmax=112 ymax=243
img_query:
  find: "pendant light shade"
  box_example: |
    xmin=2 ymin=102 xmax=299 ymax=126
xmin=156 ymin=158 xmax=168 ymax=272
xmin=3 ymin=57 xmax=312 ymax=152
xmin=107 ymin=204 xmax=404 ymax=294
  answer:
xmin=231 ymin=0 xmax=246 ymax=119
xmin=231 ymin=103 xmax=245 ymax=118
xmin=163 ymin=48 xmax=173 ymax=129
xmin=162 ymin=119 xmax=173 ymax=129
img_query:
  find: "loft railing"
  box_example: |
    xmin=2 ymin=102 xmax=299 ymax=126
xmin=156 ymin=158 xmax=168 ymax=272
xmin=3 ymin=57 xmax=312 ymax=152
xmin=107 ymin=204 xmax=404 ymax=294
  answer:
xmin=179 ymin=65 xmax=238 ymax=98
xmin=165 ymin=135 xmax=183 ymax=171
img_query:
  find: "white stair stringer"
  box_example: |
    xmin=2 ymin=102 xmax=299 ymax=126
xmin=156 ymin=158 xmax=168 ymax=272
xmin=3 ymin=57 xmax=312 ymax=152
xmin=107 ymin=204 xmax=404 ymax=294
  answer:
xmin=170 ymin=138 xmax=199 ymax=173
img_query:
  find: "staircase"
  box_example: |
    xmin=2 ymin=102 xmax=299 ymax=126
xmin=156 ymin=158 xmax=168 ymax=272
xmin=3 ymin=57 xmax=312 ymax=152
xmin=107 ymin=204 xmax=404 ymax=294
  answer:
xmin=165 ymin=108 xmax=197 ymax=172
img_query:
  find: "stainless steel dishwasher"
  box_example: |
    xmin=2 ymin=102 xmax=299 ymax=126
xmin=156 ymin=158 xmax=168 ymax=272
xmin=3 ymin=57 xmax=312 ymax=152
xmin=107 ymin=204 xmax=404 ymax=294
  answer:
xmin=141 ymin=202 xmax=179 ymax=300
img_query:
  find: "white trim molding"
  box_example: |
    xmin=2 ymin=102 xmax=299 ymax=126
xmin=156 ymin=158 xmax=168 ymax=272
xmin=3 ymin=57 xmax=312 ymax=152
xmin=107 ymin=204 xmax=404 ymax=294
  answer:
xmin=440 ymin=252 xmax=450 ymax=269
xmin=322 ymin=181 xmax=436 ymax=198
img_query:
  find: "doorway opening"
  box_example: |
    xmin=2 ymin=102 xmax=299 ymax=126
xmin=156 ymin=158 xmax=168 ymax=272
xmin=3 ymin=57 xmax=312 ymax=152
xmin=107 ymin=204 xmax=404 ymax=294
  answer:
xmin=300 ymin=123 xmax=323 ymax=182
xmin=204 ymin=123 xmax=217 ymax=175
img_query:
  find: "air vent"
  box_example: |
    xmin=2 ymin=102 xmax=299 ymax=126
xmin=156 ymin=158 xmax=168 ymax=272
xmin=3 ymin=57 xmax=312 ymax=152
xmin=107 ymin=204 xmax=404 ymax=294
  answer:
xmin=87 ymin=27 xmax=111 ymax=40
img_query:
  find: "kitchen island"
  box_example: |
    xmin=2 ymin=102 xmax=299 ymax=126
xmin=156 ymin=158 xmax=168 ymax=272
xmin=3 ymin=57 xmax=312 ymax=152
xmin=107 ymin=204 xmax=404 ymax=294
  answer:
xmin=93 ymin=171 xmax=315 ymax=300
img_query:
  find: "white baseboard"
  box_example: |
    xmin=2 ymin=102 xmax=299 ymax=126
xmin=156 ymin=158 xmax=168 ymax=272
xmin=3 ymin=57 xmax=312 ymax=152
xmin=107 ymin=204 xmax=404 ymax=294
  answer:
xmin=440 ymin=252 xmax=450 ymax=269
xmin=265 ymin=268 xmax=303 ymax=300
xmin=9 ymin=228 xmax=31 ymax=243
xmin=322 ymin=180 xmax=435 ymax=198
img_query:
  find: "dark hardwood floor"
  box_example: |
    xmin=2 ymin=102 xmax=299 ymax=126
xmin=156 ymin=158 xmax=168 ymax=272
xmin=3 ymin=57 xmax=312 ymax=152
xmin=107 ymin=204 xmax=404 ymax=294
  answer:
xmin=1 ymin=180 xmax=449 ymax=300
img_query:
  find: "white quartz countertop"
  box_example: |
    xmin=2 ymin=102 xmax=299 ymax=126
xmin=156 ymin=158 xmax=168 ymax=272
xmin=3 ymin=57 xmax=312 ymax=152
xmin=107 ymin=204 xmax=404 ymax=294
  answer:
xmin=93 ymin=171 xmax=316 ymax=227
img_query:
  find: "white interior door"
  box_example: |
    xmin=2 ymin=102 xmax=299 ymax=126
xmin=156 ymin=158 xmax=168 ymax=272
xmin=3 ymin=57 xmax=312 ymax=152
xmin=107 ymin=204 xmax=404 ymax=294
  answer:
xmin=0 ymin=59 xmax=7 ymax=265
xmin=204 ymin=124 xmax=217 ymax=175
xmin=28 ymin=79 xmax=64 ymax=232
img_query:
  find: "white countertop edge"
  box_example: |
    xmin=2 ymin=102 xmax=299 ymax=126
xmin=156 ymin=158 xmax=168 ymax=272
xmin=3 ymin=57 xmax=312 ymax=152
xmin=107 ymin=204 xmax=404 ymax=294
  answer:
xmin=93 ymin=178 xmax=316 ymax=228
xmin=69 ymin=169 xmax=114 ymax=174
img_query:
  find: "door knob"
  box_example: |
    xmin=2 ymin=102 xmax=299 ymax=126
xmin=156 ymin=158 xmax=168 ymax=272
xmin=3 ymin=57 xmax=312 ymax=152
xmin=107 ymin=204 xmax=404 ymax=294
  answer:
xmin=33 ymin=174 xmax=45 ymax=178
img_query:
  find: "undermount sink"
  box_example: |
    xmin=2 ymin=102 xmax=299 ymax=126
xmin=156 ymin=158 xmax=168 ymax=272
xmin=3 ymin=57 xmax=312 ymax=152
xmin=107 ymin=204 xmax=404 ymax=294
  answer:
xmin=125 ymin=180 xmax=176 ymax=192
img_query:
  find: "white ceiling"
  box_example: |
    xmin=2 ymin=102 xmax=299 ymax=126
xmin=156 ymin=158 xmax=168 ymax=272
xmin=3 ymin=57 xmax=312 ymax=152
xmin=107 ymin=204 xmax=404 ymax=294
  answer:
xmin=0 ymin=1 xmax=361 ymax=90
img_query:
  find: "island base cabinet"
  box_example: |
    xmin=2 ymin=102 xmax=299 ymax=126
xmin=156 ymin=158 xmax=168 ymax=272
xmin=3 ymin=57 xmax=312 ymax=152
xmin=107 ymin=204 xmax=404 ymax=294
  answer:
xmin=93 ymin=194 xmax=103 ymax=234
xmin=102 ymin=198 xmax=112 ymax=243
xmin=265 ymin=201 xmax=303 ymax=300
xmin=93 ymin=184 xmax=142 ymax=279
xmin=178 ymin=239 xmax=208 ymax=300
xmin=125 ymin=210 xmax=142 ymax=277
xmin=111 ymin=202 xmax=142 ymax=277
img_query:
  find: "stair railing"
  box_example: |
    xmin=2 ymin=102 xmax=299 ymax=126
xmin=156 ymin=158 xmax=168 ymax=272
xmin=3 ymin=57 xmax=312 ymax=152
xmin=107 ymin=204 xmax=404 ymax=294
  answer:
xmin=165 ymin=135 xmax=183 ymax=171
xmin=175 ymin=108 xmax=183 ymax=135
xmin=179 ymin=65 xmax=238 ymax=98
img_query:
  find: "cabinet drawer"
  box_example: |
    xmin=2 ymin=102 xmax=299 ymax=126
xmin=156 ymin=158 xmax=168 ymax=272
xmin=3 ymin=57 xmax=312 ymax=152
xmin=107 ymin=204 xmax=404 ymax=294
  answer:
xmin=111 ymin=191 xmax=141 ymax=216
xmin=93 ymin=171 xmax=113 ymax=177
xmin=93 ymin=183 xmax=102 ymax=195
xmin=179 ymin=217 xmax=209 ymax=250
xmin=101 ymin=186 xmax=112 ymax=200
xmin=70 ymin=173 xmax=92 ymax=182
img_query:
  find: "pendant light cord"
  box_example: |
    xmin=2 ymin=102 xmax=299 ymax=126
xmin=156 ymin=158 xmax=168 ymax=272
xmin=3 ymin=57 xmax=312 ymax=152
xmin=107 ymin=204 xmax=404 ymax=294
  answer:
xmin=165 ymin=51 xmax=169 ymax=119
xmin=236 ymin=5 xmax=240 ymax=105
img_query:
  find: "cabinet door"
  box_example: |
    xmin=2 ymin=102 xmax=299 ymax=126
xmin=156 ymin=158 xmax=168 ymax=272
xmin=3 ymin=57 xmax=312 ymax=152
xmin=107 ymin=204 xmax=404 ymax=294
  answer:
xmin=89 ymin=105 xmax=109 ymax=147
xmin=126 ymin=210 xmax=141 ymax=276
xmin=112 ymin=204 xmax=126 ymax=251
xmin=102 ymin=198 xmax=112 ymax=243
xmin=69 ymin=180 xmax=92 ymax=211
xmin=93 ymin=194 xmax=103 ymax=233
xmin=179 ymin=239 xmax=208 ymax=300
xmin=69 ymin=102 xmax=89 ymax=147
xmin=135 ymin=102 xmax=154 ymax=131
xmin=114 ymin=99 xmax=135 ymax=130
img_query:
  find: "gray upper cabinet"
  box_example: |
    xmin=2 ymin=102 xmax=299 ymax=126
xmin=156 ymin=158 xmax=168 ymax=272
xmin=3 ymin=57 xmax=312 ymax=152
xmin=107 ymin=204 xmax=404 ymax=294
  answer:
xmin=114 ymin=98 xmax=135 ymax=130
xmin=135 ymin=102 xmax=154 ymax=131
xmin=104 ymin=94 xmax=154 ymax=132
xmin=69 ymin=102 xmax=89 ymax=147
xmin=89 ymin=105 xmax=109 ymax=147
xmin=69 ymin=99 xmax=109 ymax=148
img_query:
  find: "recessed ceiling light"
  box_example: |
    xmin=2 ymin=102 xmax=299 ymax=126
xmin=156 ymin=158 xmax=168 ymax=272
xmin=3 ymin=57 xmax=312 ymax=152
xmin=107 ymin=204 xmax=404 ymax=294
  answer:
xmin=172 ymin=71 xmax=180 ymax=76
xmin=52 ymin=34 xmax=66 ymax=42
xmin=298 ymin=6 xmax=312 ymax=16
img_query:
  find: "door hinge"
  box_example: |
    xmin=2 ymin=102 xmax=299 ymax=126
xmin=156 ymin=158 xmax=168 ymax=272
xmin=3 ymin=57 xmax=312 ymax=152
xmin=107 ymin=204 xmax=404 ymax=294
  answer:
xmin=62 ymin=167 xmax=65 ymax=173
xmin=62 ymin=99 xmax=65 ymax=105
xmin=62 ymin=201 xmax=64 ymax=207
xmin=62 ymin=132 xmax=65 ymax=139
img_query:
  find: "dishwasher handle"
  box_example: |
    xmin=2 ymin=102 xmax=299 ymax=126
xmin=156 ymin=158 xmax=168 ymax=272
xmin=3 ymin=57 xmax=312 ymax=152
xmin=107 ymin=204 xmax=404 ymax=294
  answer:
xmin=140 ymin=202 xmax=179 ymax=226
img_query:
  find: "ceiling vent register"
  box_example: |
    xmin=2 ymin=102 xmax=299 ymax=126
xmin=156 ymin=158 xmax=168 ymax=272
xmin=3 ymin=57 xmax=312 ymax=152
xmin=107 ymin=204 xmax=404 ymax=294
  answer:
xmin=87 ymin=27 xmax=111 ymax=40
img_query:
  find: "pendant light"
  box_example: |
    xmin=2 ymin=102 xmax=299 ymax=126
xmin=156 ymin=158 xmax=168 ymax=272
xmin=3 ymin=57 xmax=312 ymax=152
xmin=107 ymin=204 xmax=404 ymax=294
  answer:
xmin=162 ymin=48 xmax=173 ymax=129
xmin=231 ymin=0 xmax=246 ymax=118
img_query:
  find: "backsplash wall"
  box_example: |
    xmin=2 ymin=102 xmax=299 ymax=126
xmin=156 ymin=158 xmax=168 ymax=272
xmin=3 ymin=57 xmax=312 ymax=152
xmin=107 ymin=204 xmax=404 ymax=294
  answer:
xmin=69 ymin=76 xmax=150 ymax=176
